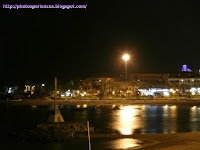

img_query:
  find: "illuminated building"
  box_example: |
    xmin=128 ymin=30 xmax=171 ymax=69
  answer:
xmin=182 ymin=64 xmax=192 ymax=72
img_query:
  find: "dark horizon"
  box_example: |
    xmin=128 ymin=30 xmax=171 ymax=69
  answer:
xmin=1 ymin=1 xmax=200 ymax=84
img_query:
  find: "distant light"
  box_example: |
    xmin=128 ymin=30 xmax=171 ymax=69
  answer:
xmin=182 ymin=64 xmax=192 ymax=72
xmin=191 ymin=106 xmax=196 ymax=110
xmin=112 ymin=104 xmax=116 ymax=109
xmin=32 ymin=105 xmax=37 ymax=108
xmin=190 ymin=88 xmax=196 ymax=92
xmin=41 ymin=84 xmax=45 ymax=87
xmin=76 ymin=105 xmax=81 ymax=108
xmin=8 ymin=87 xmax=12 ymax=93
xmin=121 ymin=128 xmax=132 ymax=135
xmin=171 ymin=105 xmax=177 ymax=109
xmin=170 ymin=89 xmax=176 ymax=94
xmin=61 ymin=94 xmax=65 ymax=97
xmin=77 ymin=91 xmax=80 ymax=94
xmin=83 ymin=104 xmax=87 ymax=108
xmin=163 ymin=105 xmax=168 ymax=108
xmin=163 ymin=92 xmax=170 ymax=96
xmin=123 ymin=54 xmax=130 ymax=61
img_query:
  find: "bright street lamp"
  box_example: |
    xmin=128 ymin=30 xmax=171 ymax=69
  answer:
xmin=122 ymin=54 xmax=130 ymax=81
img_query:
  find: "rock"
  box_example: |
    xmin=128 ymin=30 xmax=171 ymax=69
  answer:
xmin=12 ymin=122 xmax=94 ymax=143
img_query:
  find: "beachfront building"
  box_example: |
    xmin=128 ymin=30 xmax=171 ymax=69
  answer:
xmin=128 ymin=73 xmax=169 ymax=89
xmin=168 ymin=73 xmax=200 ymax=95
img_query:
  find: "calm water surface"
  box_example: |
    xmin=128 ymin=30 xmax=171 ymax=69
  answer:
xmin=2 ymin=103 xmax=200 ymax=150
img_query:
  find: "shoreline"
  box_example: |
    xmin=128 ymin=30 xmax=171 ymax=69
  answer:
xmin=5 ymin=99 xmax=200 ymax=149
xmin=6 ymin=99 xmax=200 ymax=106
xmin=79 ymin=132 xmax=200 ymax=150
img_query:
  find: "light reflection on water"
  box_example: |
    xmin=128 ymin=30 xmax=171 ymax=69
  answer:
xmin=4 ymin=104 xmax=200 ymax=150
xmin=59 ymin=104 xmax=200 ymax=135
xmin=111 ymin=106 xmax=143 ymax=135
xmin=103 ymin=138 xmax=142 ymax=149
xmin=108 ymin=104 xmax=200 ymax=135
xmin=22 ymin=104 xmax=200 ymax=134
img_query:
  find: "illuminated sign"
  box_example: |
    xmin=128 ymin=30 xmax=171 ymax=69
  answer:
xmin=182 ymin=64 xmax=192 ymax=72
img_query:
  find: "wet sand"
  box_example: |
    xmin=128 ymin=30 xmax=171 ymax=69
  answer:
xmin=130 ymin=132 xmax=200 ymax=150
xmin=79 ymin=132 xmax=200 ymax=150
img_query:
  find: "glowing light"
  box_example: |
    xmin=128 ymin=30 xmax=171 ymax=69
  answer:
xmin=163 ymin=105 xmax=168 ymax=109
xmin=61 ymin=94 xmax=65 ymax=97
xmin=190 ymin=88 xmax=196 ymax=92
xmin=171 ymin=105 xmax=177 ymax=109
xmin=41 ymin=84 xmax=45 ymax=87
xmin=112 ymin=91 xmax=115 ymax=95
xmin=83 ymin=104 xmax=87 ymax=108
xmin=77 ymin=91 xmax=80 ymax=94
xmin=122 ymin=54 xmax=130 ymax=61
xmin=111 ymin=104 xmax=116 ymax=109
xmin=163 ymin=91 xmax=170 ymax=96
xmin=142 ymin=105 xmax=145 ymax=109
xmin=170 ymin=89 xmax=176 ymax=94
xmin=119 ymin=106 xmax=138 ymax=135
xmin=121 ymin=128 xmax=132 ymax=135
xmin=105 ymin=138 xmax=142 ymax=149
xmin=138 ymin=88 xmax=170 ymax=96
xmin=110 ymin=106 xmax=142 ymax=136
xmin=182 ymin=64 xmax=192 ymax=72
xmin=8 ymin=87 xmax=12 ymax=93
xmin=76 ymin=105 xmax=81 ymax=108
xmin=191 ymin=106 xmax=197 ymax=111
xmin=32 ymin=105 xmax=37 ymax=108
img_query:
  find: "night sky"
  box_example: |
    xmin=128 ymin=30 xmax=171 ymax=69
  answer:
xmin=1 ymin=0 xmax=200 ymax=84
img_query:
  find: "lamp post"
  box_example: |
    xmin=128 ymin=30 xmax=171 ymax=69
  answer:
xmin=122 ymin=54 xmax=130 ymax=81
xmin=122 ymin=54 xmax=130 ymax=100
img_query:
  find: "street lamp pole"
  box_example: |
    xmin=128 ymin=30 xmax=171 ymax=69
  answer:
xmin=122 ymin=54 xmax=130 ymax=81
xmin=125 ymin=59 xmax=127 ymax=81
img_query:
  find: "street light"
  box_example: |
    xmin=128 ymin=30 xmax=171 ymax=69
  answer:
xmin=122 ymin=54 xmax=130 ymax=81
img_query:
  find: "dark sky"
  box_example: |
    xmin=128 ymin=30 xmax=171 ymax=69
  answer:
xmin=1 ymin=0 xmax=200 ymax=83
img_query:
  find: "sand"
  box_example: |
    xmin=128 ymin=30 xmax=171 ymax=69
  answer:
xmin=79 ymin=132 xmax=200 ymax=150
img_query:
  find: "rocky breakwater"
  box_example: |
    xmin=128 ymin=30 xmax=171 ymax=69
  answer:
xmin=10 ymin=122 xmax=94 ymax=143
